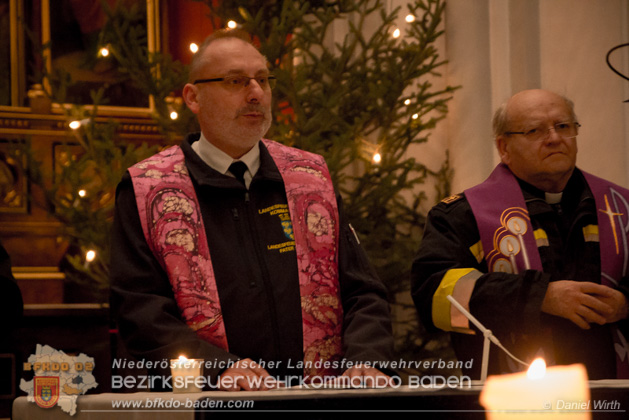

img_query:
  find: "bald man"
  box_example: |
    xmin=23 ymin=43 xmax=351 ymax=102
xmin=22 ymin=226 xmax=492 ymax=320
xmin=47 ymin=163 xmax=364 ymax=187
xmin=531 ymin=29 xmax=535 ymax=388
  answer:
xmin=110 ymin=29 xmax=395 ymax=391
xmin=412 ymin=89 xmax=629 ymax=379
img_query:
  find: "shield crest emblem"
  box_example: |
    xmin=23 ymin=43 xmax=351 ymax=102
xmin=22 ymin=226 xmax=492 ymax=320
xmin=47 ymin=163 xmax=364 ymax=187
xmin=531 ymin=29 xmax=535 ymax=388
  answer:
xmin=34 ymin=376 xmax=60 ymax=409
xmin=281 ymin=220 xmax=294 ymax=240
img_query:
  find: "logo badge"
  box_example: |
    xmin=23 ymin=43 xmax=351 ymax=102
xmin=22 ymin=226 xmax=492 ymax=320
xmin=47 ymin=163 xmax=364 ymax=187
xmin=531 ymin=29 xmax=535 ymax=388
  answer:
xmin=21 ymin=344 xmax=99 ymax=416
xmin=281 ymin=220 xmax=294 ymax=240
xmin=34 ymin=376 xmax=60 ymax=409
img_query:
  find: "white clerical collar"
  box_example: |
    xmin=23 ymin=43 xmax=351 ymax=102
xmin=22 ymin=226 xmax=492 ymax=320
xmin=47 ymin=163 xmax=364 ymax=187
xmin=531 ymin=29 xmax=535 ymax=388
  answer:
xmin=545 ymin=192 xmax=563 ymax=204
xmin=191 ymin=133 xmax=261 ymax=187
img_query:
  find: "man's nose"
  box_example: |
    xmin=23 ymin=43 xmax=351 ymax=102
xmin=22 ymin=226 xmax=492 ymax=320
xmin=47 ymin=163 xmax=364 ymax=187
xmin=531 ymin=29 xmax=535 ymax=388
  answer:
xmin=543 ymin=126 xmax=563 ymax=142
xmin=245 ymin=79 xmax=266 ymax=102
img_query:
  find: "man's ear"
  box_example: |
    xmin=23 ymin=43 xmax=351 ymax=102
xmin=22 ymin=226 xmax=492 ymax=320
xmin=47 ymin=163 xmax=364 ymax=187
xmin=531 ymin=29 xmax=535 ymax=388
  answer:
xmin=496 ymin=135 xmax=510 ymax=165
xmin=182 ymin=83 xmax=200 ymax=114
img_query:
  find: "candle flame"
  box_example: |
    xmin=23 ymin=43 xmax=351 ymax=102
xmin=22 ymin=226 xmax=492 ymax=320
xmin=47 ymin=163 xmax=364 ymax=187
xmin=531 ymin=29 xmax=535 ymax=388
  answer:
xmin=178 ymin=355 xmax=188 ymax=362
xmin=527 ymin=358 xmax=546 ymax=380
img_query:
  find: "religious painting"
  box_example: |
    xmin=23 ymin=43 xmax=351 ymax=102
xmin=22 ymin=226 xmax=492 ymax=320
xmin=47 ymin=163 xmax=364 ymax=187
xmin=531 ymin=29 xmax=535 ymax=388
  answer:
xmin=40 ymin=0 xmax=159 ymax=110
xmin=1 ymin=0 xmax=162 ymax=110
xmin=0 ymin=0 xmax=28 ymax=108
xmin=0 ymin=0 xmax=10 ymax=106
xmin=52 ymin=141 xmax=83 ymax=189
xmin=0 ymin=139 xmax=28 ymax=214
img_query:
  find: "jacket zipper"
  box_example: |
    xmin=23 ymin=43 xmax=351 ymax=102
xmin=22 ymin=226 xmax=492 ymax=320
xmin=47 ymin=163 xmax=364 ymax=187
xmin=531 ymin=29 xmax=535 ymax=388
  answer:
xmin=239 ymin=187 xmax=283 ymax=356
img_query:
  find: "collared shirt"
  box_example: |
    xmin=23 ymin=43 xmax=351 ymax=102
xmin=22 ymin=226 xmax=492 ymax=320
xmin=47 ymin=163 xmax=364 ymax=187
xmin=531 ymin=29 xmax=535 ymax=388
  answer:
xmin=191 ymin=133 xmax=261 ymax=189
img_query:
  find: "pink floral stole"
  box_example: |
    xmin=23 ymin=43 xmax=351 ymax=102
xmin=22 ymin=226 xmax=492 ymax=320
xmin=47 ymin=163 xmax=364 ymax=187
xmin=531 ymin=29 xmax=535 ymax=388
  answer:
xmin=128 ymin=140 xmax=344 ymax=378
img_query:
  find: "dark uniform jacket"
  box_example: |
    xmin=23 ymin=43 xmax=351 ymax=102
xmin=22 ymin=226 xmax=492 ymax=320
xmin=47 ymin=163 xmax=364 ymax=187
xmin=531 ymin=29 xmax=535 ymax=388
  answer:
xmin=110 ymin=134 xmax=395 ymax=387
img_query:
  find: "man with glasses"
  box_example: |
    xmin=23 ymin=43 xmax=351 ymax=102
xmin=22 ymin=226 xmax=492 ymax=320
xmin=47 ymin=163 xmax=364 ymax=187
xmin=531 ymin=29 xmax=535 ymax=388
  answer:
xmin=110 ymin=29 xmax=395 ymax=391
xmin=412 ymin=89 xmax=629 ymax=379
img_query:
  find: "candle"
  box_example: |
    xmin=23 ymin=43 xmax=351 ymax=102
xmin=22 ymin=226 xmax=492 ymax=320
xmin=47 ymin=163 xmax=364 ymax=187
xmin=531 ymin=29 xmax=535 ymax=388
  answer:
xmin=170 ymin=355 xmax=204 ymax=393
xmin=480 ymin=359 xmax=590 ymax=419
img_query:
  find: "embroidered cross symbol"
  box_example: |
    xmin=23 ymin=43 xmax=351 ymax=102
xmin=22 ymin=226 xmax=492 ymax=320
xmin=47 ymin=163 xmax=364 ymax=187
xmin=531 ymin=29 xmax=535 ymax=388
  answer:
xmin=599 ymin=194 xmax=624 ymax=254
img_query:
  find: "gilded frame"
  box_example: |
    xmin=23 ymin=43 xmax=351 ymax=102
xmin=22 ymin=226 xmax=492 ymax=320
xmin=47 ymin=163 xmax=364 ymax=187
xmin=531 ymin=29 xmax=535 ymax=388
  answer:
xmin=0 ymin=0 xmax=160 ymax=115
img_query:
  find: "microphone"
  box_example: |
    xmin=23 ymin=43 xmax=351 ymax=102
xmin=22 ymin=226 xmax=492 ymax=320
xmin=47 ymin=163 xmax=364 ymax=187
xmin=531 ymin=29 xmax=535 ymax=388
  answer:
xmin=447 ymin=295 xmax=529 ymax=382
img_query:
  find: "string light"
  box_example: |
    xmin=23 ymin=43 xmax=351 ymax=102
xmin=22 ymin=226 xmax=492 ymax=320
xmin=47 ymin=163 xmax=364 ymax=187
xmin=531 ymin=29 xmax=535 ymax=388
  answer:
xmin=99 ymin=47 xmax=110 ymax=57
xmin=189 ymin=43 xmax=199 ymax=53
xmin=405 ymin=14 xmax=416 ymax=23
xmin=392 ymin=28 xmax=401 ymax=39
xmin=86 ymin=250 xmax=96 ymax=262
xmin=69 ymin=118 xmax=91 ymax=130
xmin=412 ymin=113 xmax=419 ymax=120
xmin=372 ymin=152 xmax=382 ymax=164
xmin=227 ymin=20 xmax=237 ymax=29
xmin=78 ymin=190 xmax=86 ymax=198
xmin=404 ymin=99 xmax=411 ymax=106
xmin=166 ymin=95 xmax=183 ymax=121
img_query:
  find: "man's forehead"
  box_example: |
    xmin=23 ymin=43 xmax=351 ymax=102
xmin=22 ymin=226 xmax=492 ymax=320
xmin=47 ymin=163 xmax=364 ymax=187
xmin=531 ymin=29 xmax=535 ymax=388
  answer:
xmin=507 ymin=91 xmax=571 ymax=123
xmin=204 ymin=38 xmax=267 ymax=73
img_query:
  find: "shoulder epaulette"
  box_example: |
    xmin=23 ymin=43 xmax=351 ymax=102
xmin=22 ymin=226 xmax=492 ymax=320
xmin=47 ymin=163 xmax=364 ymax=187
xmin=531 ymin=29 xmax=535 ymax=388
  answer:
xmin=440 ymin=194 xmax=463 ymax=205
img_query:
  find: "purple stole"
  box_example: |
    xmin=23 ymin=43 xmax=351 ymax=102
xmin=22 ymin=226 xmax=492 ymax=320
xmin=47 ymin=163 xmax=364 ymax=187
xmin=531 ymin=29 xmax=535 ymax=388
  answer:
xmin=128 ymin=140 xmax=344 ymax=379
xmin=465 ymin=163 xmax=629 ymax=378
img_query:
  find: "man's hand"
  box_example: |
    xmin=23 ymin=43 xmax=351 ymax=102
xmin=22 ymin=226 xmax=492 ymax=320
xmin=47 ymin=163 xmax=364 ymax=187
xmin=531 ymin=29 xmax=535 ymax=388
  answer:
xmin=541 ymin=280 xmax=626 ymax=329
xmin=335 ymin=364 xmax=392 ymax=388
xmin=594 ymin=287 xmax=628 ymax=324
xmin=218 ymin=358 xmax=279 ymax=391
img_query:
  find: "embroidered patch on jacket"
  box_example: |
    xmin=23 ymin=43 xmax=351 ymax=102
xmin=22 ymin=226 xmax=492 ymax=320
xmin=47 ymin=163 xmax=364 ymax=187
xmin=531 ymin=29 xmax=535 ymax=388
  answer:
xmin=441 ymin=194 xmax=463 ymax=205
xmin=582 ymin=225 xmax=599 ymax=243
xmin=468 ymin=240 xmax=484 ymax=264
xmin=534 ymin=228 xmax=549 ymax=247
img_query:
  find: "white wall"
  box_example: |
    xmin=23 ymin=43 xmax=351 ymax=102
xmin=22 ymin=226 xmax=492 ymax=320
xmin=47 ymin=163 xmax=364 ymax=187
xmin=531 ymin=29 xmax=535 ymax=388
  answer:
xmin=441 ymin=0 xmax=629 ymax=192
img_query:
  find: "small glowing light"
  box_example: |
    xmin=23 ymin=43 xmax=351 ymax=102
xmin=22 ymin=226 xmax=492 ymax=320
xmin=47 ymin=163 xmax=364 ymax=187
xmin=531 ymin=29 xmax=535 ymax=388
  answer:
xmin=404 ymin=99 xmax=411 ymax=106
xmin=69 ymin=118 xmax=90 ymax=130
xmin=227 ymin=20 xmax=237 ymax=29
xmin=178 ymin=355 xmax=189 ymax=362
xmin=85 ymin=250 xmax=96 ymax=262
xmin=412 ymin=113 xmax=419 ymax=120
xmin=78 ymin=189 xmax=86 ymax=198
xmin=392 ymin=28 xmax=401 ymax=38
xmin=170 ymin=111 xmax=179 ymax=120
xmin=189 ymin=43 xmax=199 ymax=53
xmin=372 ymin=152 xmax=382 ymax=164
xmin=527 ymin=358 xmax=546 ymax=380
xmin=405 ymin=14 xmax=416 ymax=23
xmin=99 ymin=47 xmax=110 ymax=57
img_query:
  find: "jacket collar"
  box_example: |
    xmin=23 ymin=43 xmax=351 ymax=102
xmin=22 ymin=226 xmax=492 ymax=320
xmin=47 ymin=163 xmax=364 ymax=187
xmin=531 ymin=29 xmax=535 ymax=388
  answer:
xmin=181 ymin=133 xmax=283 ymax=187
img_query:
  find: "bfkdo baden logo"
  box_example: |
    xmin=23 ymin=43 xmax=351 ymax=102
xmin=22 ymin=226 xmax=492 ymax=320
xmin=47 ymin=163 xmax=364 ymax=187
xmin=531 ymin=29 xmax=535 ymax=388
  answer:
xmin=34 ymin=376 xmax=60 ymax=408
xmin=20 ymin=344 xmax=98 ymax=416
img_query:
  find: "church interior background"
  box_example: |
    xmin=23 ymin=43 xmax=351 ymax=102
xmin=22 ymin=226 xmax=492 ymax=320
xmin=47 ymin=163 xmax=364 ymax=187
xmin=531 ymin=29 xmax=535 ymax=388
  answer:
xmin=1 ymin=0 xmax=628 ymax=417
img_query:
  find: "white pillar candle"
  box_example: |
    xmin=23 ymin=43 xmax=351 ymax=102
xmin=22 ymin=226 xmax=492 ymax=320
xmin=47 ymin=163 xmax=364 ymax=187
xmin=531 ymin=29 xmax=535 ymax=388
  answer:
xmin=170 ymin=355 xmax=204 ymax=393
xmin=480 ymin=359 xmax=590 ymax=419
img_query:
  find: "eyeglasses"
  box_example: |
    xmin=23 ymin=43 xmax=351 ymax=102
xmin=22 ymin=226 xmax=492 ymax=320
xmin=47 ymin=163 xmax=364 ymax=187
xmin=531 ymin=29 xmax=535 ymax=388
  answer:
xmin=193 ymin=75 xmax=277 ymax=91
xmin=505 ymin=122 xmax=581 ymax=141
